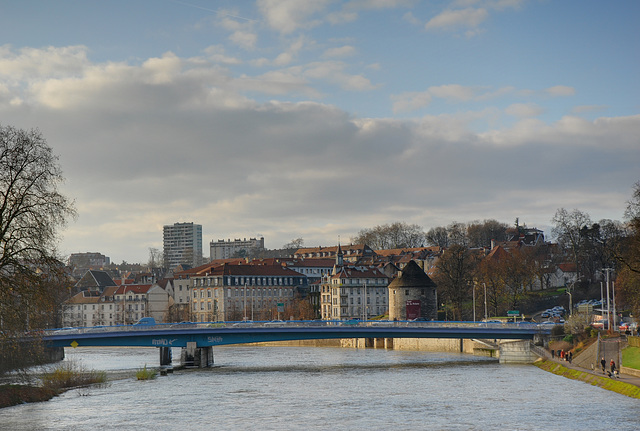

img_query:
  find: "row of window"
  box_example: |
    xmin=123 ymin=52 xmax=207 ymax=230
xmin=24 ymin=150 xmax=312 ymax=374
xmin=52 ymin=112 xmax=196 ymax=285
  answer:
xmin=193 ymin=276 xmax=301 ymax=287
xmin=193 ymin=287 xmax=294 ymax=299
xmin=331 ymin=278 xmax=387 ymax=285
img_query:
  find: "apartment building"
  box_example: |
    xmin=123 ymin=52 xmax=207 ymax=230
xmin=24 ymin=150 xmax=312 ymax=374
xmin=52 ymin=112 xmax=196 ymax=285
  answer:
xmin=61 ymin=283 xmax=172 ymax=327
xmin=320 ymin=265 xmax=390 ymax=320
xmin=181 ymin=262 xmax=307 ymax=322
xmin=209 ymin=237 xmax=264 ymax=260
xmin=163 ymin=222 xmax=203 ymax=269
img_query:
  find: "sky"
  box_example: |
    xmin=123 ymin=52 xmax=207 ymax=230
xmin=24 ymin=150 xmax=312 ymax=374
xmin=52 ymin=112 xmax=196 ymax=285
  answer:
xmin=1 ymin=0 xmax=638 ymax=264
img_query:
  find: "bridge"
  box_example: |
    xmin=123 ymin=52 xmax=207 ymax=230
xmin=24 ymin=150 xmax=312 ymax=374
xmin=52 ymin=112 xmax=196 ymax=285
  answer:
xmin=43 ymin=320 xmax=554 ymax=367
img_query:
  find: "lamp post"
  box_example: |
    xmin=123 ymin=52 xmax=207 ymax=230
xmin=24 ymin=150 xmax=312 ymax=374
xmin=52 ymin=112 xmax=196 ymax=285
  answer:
xmin=483 ymin=283 xmax=488 ymax=321
xmin=243 ymin=284 xmax=247 ymax=321
xmin=604 ymin=268 xmax=613 ymax=331
xmin=472 ymin=282 xmax=476 ymax=322
xmin=567 ymin=281 xmax=574 ymax=316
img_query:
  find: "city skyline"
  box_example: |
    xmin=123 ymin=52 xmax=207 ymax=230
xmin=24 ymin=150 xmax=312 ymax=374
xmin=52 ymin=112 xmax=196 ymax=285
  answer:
xmin=1 ymin=1 xmax=638 ymax=263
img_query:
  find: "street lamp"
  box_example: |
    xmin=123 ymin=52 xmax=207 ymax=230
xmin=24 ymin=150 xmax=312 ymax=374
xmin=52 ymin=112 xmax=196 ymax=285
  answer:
xmin=566 ymin=281 xmax=575 ymax=316
xmin=483 ymin=283 xmax=488 ymax=321
xmin=472 ymin=282 xmax=476 ymax=322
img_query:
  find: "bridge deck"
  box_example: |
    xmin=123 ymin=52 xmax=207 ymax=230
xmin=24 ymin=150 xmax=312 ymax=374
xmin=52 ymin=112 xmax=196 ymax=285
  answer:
xmin=44 ymin=321 xmax=553 ymax=349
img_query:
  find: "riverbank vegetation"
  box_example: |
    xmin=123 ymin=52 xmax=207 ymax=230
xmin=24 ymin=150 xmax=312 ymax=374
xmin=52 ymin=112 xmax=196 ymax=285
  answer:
xmin=534 ymin=359 xmax=640 ymax=399
xmin=136 ymin=365 xmax=157 ymax=380
xmin=0 ymin=363 xmax=107 ymax=409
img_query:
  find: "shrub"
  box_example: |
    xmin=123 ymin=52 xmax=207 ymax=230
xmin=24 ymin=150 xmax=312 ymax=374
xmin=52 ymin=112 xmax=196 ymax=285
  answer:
xmin=563 ymin=334 xmax=574 ymax=344
xmin=136 ymin=365 xmax=157 ymax=381
xmin=41 ymin=362 xmax=106 ymax=390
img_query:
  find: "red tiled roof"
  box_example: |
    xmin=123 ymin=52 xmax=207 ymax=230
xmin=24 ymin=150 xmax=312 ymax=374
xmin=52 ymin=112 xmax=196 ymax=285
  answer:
xmin=485 ymin=245 xmax=510 ymax=261
xmin=374 ymin=246 xmax=439 ymax=256
xmin=558 ymin=263 xmax=577 ymax=273
xmin=114 ymin=284 xmax=153 ymax=295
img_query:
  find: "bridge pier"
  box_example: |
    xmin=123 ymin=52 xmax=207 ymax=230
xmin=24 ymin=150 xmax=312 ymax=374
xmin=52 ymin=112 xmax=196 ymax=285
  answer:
xmin=159 ymin=346 xmax=172 ymax=367
xmin=498 ymin=340 xmax=538 ymax=364
xmin=180 ymin=343 xmax=214 ymax=368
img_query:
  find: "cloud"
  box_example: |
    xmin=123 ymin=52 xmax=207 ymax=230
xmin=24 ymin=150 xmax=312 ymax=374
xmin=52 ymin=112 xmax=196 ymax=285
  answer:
xmin=1 ymin=46 xmax=636 ymax=262
xmin=257 ymin=0 xmax=330 ymax=34
xmin=424 ymin=0 xmax=524 ymax=35
xmin=392 ymin=91 xmax=432 ymax=113
xmin=505 ymin=102 xmax=544 ymax=118
xmin=428 ymin=84 xmax=475 ymax=101
xmin=322 ymin=45 xmax=356 ymax=58
xmin=425 ymin=8 xmax=488 ymax=32
xmin=0 ymin=44 xmax=90 ymax=83
xmin=571 ymin=104 xmax=608 ymax=114
xmin=545 ymin=85 xmax=575 ymax=97
xmin=391 ymin=84 xmax=476 ymax=112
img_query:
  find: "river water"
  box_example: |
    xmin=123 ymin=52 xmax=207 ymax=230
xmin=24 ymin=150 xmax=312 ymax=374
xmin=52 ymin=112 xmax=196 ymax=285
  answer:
xmin=1 ymin=346 xmax=638 ymax=430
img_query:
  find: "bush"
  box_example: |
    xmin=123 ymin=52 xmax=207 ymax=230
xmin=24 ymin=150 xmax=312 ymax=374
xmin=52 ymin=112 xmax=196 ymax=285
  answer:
xmin=563 ymin=334 xmax=574 ymax=344
xmin=136 ymin=365 xmax=157 ymax=381
xmin=40 ymin=362 xmax=106 ymax=390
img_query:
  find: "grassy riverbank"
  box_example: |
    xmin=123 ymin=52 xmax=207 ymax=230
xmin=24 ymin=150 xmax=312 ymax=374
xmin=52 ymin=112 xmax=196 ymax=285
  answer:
xmin=534 ymin=359 xmax=640 ymax=399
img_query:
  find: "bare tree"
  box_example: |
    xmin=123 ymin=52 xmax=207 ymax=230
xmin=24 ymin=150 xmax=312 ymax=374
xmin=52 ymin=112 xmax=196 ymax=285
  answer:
xmin=352 ymin=222 xmax=426 ymax=250
xmin=467 ymin=219 xmax=509 ymax=248
xmin=147 ymin=247 xmax=163 ymax=269
xmin=426 ymin=226 xmax=449 ymax=248
xmin=0 ymin=125 xmax=76 ymax=375
xmin=432 ymin=244 xmax=478 ymax=320
xmin=551 ymin=208 xmax=592 ymax=281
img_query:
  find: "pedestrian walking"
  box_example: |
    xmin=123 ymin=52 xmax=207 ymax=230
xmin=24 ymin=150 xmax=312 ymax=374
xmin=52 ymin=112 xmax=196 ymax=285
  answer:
xmin=601 ymin=357 xmax=606 ymax=373
xmin=568 ymin=351 xmax=572 ymax=364
xmin=551 ymin=349 xmax=555 ymax=359
xmin=610 ymin=359 xmax=616 ymax=376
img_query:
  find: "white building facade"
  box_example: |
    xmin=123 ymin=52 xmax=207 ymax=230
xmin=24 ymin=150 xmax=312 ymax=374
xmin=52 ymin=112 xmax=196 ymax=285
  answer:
xmin=209 ymin=237 xmax=265 ymax=260
xmin=163 ymin=222 xmax=203 ymax=269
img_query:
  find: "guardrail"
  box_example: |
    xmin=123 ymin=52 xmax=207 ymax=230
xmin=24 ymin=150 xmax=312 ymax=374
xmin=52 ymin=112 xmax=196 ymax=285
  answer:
xmin=46 ymin=319 xmax=556 ymax=335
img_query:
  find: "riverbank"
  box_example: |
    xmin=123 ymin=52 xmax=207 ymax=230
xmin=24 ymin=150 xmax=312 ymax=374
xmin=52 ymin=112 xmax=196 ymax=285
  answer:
xmin=534 ymin=359 xmax=640 ymax=399
xmin=0 ymin=384 xmax=58 ymax=408
xmin=0 ymin=362 xmax=111 ymax=409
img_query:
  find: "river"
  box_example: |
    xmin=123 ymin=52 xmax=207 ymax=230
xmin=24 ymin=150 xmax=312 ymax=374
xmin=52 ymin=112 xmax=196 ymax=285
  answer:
xmin=0 ymin=346 xmax=638 ymax=430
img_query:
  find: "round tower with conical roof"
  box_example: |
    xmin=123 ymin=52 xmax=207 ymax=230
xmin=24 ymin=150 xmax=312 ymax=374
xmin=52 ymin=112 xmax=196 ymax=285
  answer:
xmin=388 ymin=260 xmax=437 ymax=321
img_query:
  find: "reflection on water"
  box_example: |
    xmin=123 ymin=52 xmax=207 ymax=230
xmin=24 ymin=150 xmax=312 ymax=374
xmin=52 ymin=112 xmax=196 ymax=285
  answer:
xmin=1 ymin=346 xmax=639 ymax=431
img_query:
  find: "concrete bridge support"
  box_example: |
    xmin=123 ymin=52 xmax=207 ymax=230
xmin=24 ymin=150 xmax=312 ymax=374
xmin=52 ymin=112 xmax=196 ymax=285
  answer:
xmin=44 ymin=346 xmax=65 ymax=363
xmin=498 ymin=340 xmax=538 ymax=364
xmin=159 ymin=347 xmax=172 ymax=367
xmin=180 ymin=343 xmax=214 ymax=368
